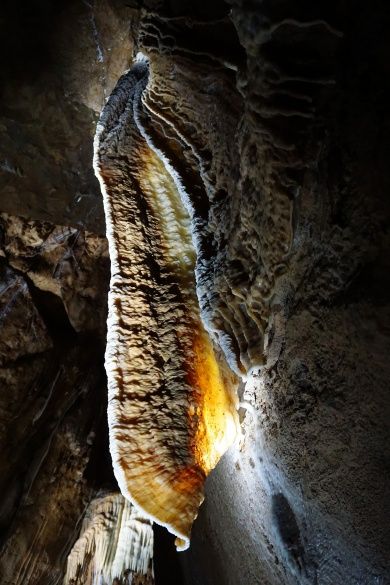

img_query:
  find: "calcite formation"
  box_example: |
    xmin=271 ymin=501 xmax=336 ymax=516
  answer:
xmin=0 ymin=1 xmax=389 ymax=584
xmin=94 ymin=60 xmax=238 ymax=550
xmin=65 ymin=493 xmax=154 ymax=585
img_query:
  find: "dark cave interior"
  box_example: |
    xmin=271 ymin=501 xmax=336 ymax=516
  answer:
xmin=0 ymin=1 xmax=389 ymax=584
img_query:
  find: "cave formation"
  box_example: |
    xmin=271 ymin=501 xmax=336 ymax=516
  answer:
xmin=0 ymin=1 xmax=389 ymax=585
xmin=93 ymin=58 xmax=239 ymax=551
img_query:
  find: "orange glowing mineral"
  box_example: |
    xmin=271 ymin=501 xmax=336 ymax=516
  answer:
xmin=94 ymin=63 xmax=239 ymax=551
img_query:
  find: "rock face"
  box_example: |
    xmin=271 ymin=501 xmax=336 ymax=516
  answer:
xmin=0 ymin=212 xmax=112 ymax=584
xmin=0 ymin=0 xmax=135 ymax=233
xmin=0 ymin=213 xmax=109 ymax=333
xmin=0 ymin=0 xmax=390 ymax=584
xmin=129 ymin=2 xmax=390 ymax=583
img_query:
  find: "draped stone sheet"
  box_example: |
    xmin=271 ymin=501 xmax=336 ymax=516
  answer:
xmin=94 ymin=61 xmax=238 ymax=550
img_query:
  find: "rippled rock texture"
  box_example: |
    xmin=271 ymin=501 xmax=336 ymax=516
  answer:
xmin=1 ymin=0 xmax=390 ymax=584
xmin=94 ymin=61 xmax=239 ymax=550
xmin=127 ymin=3 xmax=389 ymax=583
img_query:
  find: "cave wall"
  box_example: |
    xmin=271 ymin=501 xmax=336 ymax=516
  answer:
xmin=132 ymin=2 xmax=390 ymax=582
xmin=0 ymin=0 xmax=136 ymax=233
xmin=0 ymin=213 xmax=111 ymax=583
xmin=0 ymin=1 xmax=389 ymax=584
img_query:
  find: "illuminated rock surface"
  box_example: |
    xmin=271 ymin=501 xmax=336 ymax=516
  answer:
xmin=65 ymin=493 xmax=154 ymax=585
xmin=94 ymin=62 xmax=239 ymax=550
xmin=0 ymin=1 xmax=389 ymax=584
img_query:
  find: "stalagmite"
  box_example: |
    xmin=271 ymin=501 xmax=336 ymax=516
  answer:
xmin=64 ymin=493 xmax=154 ymax=585
xmin=93 ymin=60 xmax=239 ymax=550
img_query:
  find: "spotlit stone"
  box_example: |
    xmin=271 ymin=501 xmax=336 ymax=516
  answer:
xmin=94 ymin=62 xmax=239 ymax=550
xmin=64 ymin=493 xmax=154 ymax=584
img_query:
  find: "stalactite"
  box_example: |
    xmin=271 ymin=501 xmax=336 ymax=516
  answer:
xmin=93 ymin=60 xmax=238 ymax=551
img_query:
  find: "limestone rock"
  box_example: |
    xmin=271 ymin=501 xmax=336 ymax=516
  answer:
xmin=0 ymin=1 xmax=389 ymax=584
xmin=0 ymin=213 xmax=109 ymax=334
xmin=94 ymin=61 xmax=239 ymax=551
xmin=0 ymin=264 xmax=52 ymax=366
xmin=0 ymin=213 xmax=111 ymax=585
xmin=0 ymin=0 xmax=136 ymax=233
xmin=65 ymin=493 xmax=154 ymax=585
